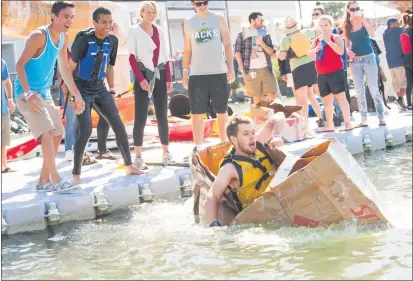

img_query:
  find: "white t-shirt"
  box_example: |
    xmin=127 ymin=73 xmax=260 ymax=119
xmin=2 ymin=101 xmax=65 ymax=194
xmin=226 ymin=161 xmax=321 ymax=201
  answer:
xmin=250 ymin=43 xmax=267 ymax=70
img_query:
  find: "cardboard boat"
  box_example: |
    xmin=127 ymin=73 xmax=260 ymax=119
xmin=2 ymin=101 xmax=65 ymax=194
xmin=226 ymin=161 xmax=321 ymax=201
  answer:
xmin=189 ymin=138 xmax=391 ymax=229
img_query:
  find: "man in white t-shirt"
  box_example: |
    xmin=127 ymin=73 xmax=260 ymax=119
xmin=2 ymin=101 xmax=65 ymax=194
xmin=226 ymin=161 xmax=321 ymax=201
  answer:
xmin=235 ymin=12 xmax=278 ymax=105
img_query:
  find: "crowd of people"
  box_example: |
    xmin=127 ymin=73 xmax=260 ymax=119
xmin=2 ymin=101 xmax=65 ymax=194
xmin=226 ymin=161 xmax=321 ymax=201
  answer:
xmin=1 ymin=0 xmax=412 ymax=197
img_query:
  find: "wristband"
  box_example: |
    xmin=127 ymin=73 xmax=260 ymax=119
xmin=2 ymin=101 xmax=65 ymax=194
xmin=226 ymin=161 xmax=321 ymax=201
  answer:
xmin=209 ymin=221 xmax=221 ymax=227
xmin=23 ymin=90 xmax=34 ymax=102
xmin=182 ymin=68 xmax=189 ymax=72
xmin=109 ymin=90 xmax=116 ymax=95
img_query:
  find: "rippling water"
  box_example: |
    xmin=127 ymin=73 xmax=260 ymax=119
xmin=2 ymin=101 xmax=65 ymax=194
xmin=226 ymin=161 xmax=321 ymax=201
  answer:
xmin=2 ymin=145 xmax=412 ymax=280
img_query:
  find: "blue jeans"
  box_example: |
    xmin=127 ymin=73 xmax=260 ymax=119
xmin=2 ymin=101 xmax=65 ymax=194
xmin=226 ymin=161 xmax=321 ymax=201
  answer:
xmin=60 ymin=89 xmax=77 ymax=152
xmin=350 ymin=53 xmax=384 ymax=120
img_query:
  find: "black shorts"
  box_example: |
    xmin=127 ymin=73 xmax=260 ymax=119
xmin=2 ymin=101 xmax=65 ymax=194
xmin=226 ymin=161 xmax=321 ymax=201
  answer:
xmin=188 ymin=73 xmax=230 ymax=114
xmin=292 ymin=61 xmax=318 ymax=90
xmin=317 ymin=69 xmax=346 ymax=97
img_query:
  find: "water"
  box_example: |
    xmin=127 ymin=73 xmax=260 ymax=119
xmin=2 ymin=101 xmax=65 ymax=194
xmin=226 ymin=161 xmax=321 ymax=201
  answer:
xmin=2 ymin=145 xmax=412 ymax=280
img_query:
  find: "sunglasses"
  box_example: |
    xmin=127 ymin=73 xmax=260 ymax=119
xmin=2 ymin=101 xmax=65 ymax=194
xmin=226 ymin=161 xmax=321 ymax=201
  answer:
xmin=312 ymin=13 xmax=320 ymax=16
xmin=349 ymin=7 xmax=360 ymax=12
xmin=256 ymin=19 xmax=264 ymax=23
xmin=194 ymin=0 xmax=208 ymax=7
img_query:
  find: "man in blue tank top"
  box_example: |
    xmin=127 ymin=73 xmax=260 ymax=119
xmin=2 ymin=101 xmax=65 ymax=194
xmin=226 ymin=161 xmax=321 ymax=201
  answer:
xmin=14 ymin=1 xmax=85 ymax=193
xmin=69 ymin=7 xmax=145 ymax=184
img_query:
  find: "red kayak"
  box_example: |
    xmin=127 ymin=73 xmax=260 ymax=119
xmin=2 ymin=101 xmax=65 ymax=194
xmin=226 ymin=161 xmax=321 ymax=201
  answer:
xmin=7 ymin=138 xmax=40 ymax=161
xmin=148 ymin=118 xmax=215 ymax=141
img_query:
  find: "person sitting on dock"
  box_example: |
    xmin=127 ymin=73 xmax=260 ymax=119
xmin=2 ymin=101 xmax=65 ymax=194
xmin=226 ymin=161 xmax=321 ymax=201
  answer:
xmin=205 ymin=113 xmax=285 ymax=227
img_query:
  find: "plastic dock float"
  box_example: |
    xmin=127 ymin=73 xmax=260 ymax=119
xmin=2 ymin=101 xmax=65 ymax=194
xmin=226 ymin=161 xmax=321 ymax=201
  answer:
xmin=1 ymin=112 xmax=411 ymax=235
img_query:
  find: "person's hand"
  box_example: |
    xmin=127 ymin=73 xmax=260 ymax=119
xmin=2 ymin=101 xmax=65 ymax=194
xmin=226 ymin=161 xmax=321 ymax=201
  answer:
xmin=8 ymin=99 xmax=15 ymax=113
xmin=26 ymin=94 xmax=41 ymax=114
xmin=282 ymin=75 xmax=287 ymax=82
xmin=166 ymin=82 xmax=173 ymax=94
xmin=347 ymin=48 xmax=356 ymax=59
xmin=109 ymin=90 xmax=116 ymax=100
xmin=315 ymin=42 xmax=323 ymax=52
xmin=255 ymin=36 xmax=264 ymax=47
xmin=182 ymin=72 xmax=189 ymax=89
xmin=74 ymin=95 xmax=85 ymax=115
xmin=140 ymin=80 xmax=150 ymax=92
xmin=268 ymin=136 xmax=284 ymax=150
xmin=227 ymin=68 xmax=235 ymax=84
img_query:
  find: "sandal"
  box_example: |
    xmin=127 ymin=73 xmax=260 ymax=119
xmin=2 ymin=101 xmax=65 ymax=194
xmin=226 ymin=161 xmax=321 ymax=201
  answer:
xmin=316 ymin=128 xmax=336 ymax=134
xmin=83 ymin=154 xmax=98 ymax=166
xmin=96 ymin=150 xmax=120 ymax=160
xmin=1 ymin=167 xmax=16 ymax=173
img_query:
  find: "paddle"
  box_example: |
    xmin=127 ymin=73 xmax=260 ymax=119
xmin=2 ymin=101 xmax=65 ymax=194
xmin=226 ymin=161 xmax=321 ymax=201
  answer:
xmin=115 ymin=83 xmax=134 ymax=98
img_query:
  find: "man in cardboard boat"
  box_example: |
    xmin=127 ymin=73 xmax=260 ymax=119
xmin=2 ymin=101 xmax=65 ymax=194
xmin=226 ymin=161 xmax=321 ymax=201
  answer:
xmin=204 ymin=113 xmax=286 ymax=227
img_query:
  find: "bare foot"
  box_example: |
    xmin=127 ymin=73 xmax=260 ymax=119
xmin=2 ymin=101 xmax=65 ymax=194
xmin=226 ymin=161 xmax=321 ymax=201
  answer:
xmin=125 ymin=165 xmax=146 ymax=175
xmin=72 ymin=175 xmax=84 ymax=185
xmin=344 ymin=122 xmax=355 ymax=131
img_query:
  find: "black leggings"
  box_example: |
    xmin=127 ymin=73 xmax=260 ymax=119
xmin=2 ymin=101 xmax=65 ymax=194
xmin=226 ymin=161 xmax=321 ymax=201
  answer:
xmin=133 ymin=70 xmax=169 ymax=146
xmin=73 ymin=90 xmax=132 ymax=175
xmin=405 ymin=66 xmax=412 ymax=106
xmin=96 ymin=115 xmax=110 ymax=153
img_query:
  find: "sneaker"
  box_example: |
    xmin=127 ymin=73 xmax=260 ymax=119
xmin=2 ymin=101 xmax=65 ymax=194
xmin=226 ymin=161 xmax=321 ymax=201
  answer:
xmin=396 ymin=98 xmax=408 ymax=110
xmin=316 ymin=118 xmax=325 ymax=128
xmin=52 ymin=180 xmax=78 ymax=193
xmin=36 ymin=182 xmax=53 ymax=193
xmin=65 ymin=150 xmax=74 ymax=162
xmin=133 ymin=157 xmax=148 ymax=170
xmin=162 ymin=151 xmax=175 ymax=164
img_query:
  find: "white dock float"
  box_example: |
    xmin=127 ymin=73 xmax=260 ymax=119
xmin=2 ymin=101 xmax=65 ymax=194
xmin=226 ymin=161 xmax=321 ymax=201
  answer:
xmin=1 ymin=111 xmax=411 ymax=235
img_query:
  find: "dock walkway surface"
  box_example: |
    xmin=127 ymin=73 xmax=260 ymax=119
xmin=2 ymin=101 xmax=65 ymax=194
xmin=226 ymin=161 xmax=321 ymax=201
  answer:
xmin=2 ymin=111 xmax=412 ymax=235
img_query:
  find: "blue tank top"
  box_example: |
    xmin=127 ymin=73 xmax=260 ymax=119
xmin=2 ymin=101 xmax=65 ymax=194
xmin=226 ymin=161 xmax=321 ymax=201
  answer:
xmin=350 ymin=25 xmax=373 ymax=56
xmin=15 ymin=26 xmax=64 ymax=100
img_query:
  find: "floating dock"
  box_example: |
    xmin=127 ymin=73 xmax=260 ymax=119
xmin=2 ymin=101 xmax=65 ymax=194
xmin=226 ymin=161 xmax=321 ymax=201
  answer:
xmin=2 ymin=111 xmax=411 ymax=235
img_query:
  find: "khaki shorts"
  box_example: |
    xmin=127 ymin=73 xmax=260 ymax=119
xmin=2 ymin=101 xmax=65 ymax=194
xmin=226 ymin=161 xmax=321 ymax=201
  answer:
xmin=17 ymin=93 xmax=65 ymax=141
xmin=244 ymin=67 xmax=277 ymax=97
xmin=2 ymin=114 xmax=11 ymax=146
xmin=390 ymin=67 xmax=407 ymax=93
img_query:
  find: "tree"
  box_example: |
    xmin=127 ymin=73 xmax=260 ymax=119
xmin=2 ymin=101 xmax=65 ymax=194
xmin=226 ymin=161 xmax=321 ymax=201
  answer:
xmin=323 ymin=2 xmax=347 ymax=20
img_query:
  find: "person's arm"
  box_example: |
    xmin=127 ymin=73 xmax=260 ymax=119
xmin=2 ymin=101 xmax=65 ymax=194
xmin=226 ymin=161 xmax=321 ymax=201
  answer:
xmin=307 ymin=38 xmax=320 ymax=58
xmin=256 ymin=35 xmax=275 ymax=56
xmin=256 ymin=112 xmax=285 ymax=144
xmin=234 ymin=33 xmax=244 ymax=72
xmin=129 ymin=54 xmax=146 ymax=84
xmin=2 ymin=65 xmax=15 ymax=112
xmin=58 ymin=33 xmax=82 ymax=100
xmin=277 ymin=36 xmax=289 ymax=61
xmin=327 ymin=34 xmax=345 ymax=55
xmin=362 ymin=17 xmax=375 ymax=38
xmin=206 ymin=163 xmax=238 ymax=226
xmin=15 ymin=30 xmax=45 ymax=94
xmin=219 ymin=15 xmax=234 ymax=82
xmin=182 ymin=20 xmax=192 ymax=88
xmin=106 ymin=36 xmax=119 ymax=93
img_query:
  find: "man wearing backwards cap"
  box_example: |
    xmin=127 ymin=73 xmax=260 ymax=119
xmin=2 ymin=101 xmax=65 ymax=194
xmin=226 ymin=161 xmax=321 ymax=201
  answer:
xmin=277 ymin=17 xmax=319 ymax=138
xmin=383 ymin=17 xmax=408 ymax=110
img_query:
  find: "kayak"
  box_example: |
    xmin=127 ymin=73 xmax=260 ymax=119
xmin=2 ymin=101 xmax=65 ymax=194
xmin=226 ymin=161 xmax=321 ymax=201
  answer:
xmin=147 ymin=118 xmax=216 ymax=141
xmin=7 ymin=137 xmax=40 ymax=161
xmin=189 ymin=138 xmax=390 ymax=228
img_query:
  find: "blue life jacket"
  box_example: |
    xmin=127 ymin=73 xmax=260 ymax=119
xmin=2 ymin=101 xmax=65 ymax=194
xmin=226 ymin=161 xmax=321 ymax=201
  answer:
xmin=76 ymin=31 xmax=112 ymax=81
